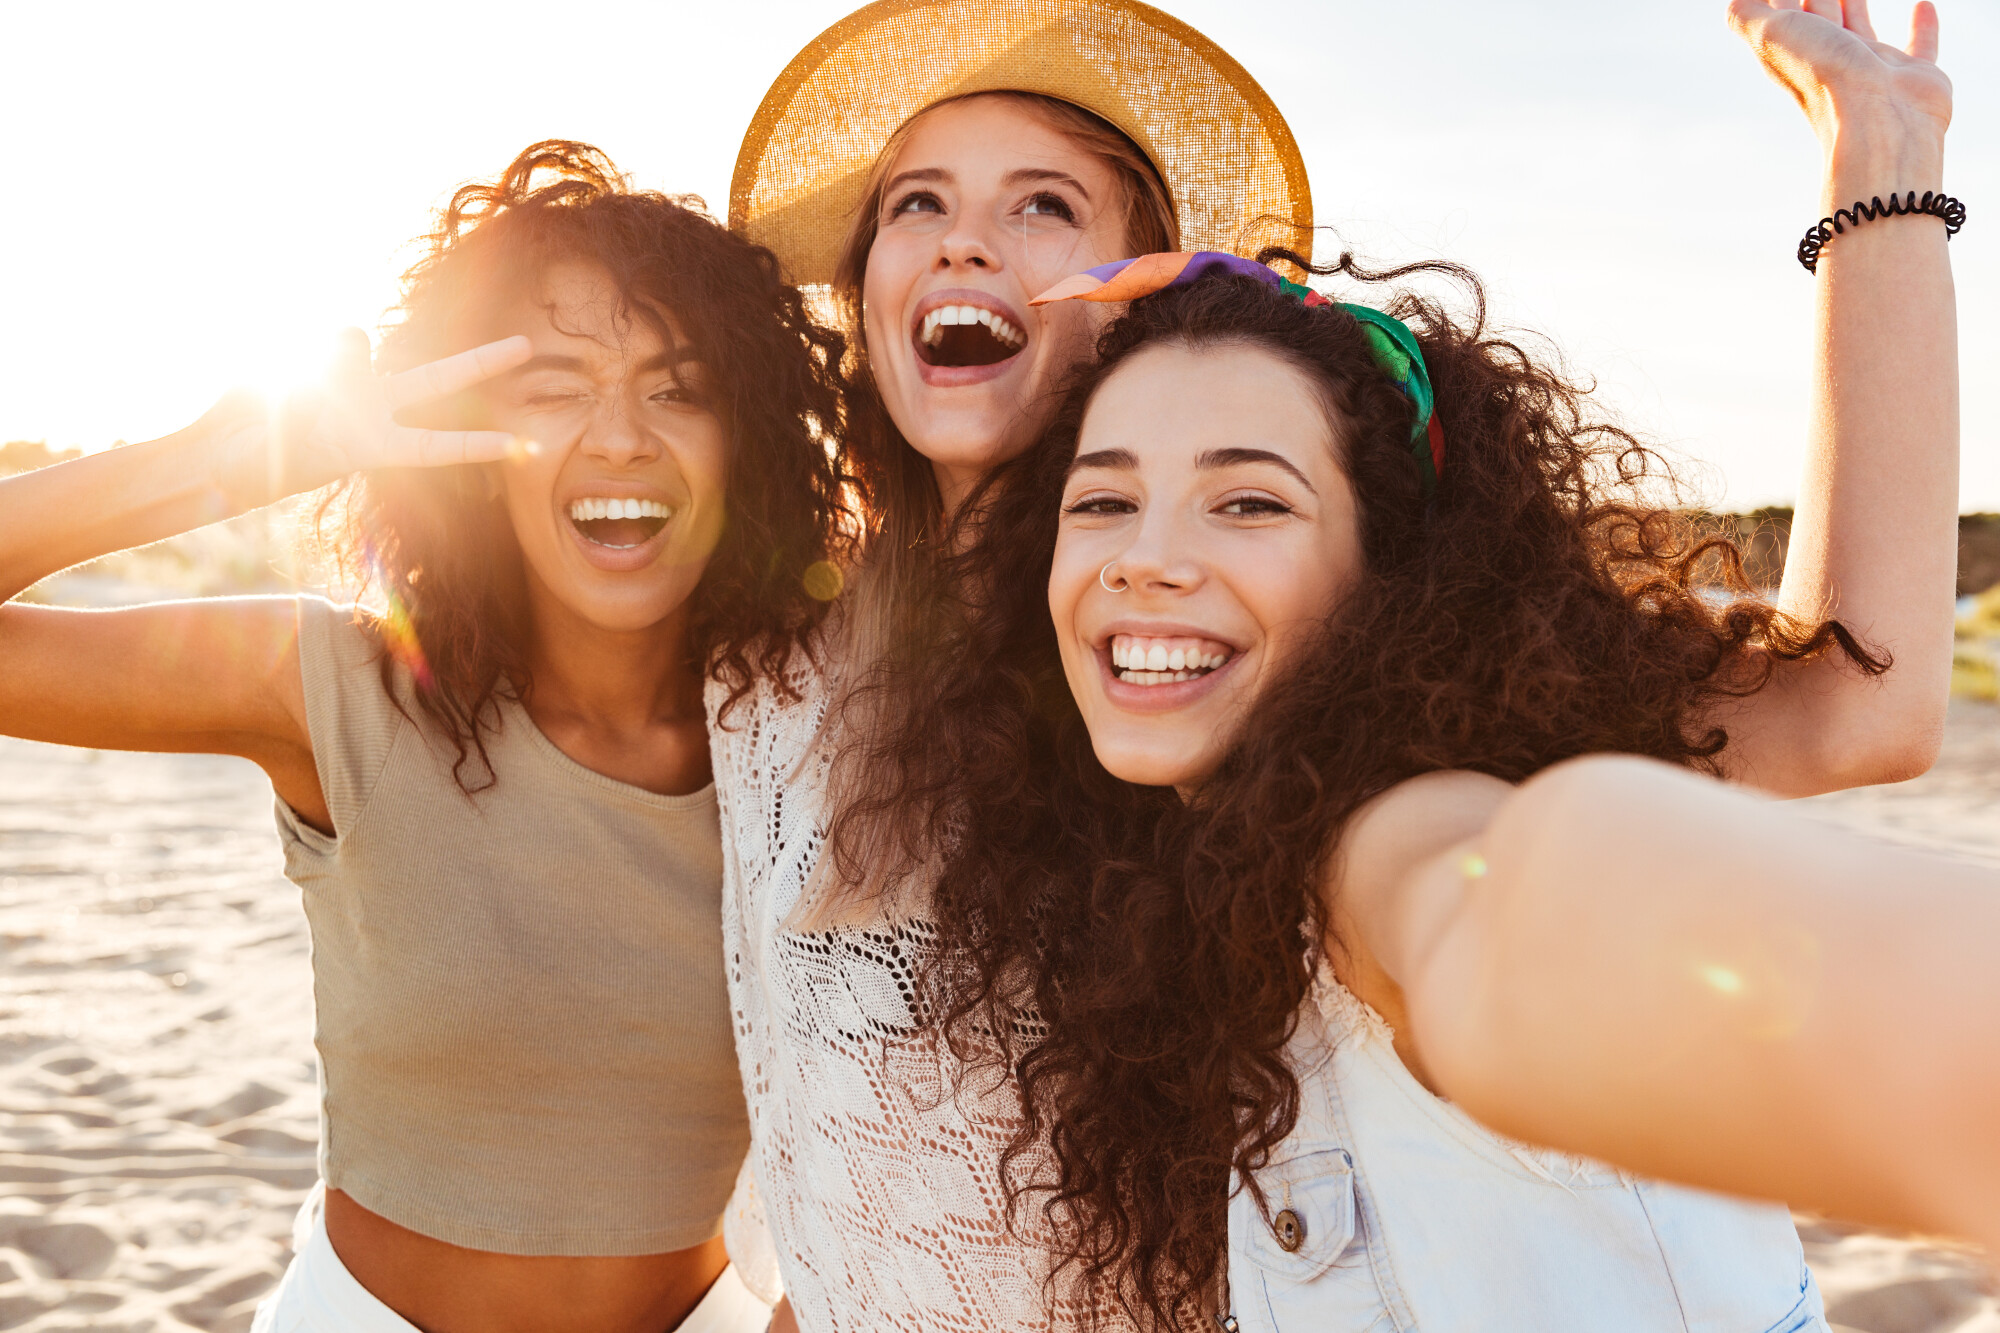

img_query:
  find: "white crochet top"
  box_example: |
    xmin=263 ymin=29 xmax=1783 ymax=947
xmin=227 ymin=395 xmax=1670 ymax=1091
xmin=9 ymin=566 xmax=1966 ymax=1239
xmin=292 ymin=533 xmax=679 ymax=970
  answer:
xmin=707 ymin=658 xmax=1131 ymax=1332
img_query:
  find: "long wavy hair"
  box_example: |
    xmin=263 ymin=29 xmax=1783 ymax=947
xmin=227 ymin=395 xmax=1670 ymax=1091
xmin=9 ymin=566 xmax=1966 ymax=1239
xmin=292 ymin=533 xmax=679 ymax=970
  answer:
xmin=809 ymin=94 xmax=1177 ymax=905
xmin=829 ymin=92 xmax=1178 ymax=681
xmin=833 ymin=255 xmax=1884 ymax=1324
xmin=319 ymin=140 xmax=852 ymax=788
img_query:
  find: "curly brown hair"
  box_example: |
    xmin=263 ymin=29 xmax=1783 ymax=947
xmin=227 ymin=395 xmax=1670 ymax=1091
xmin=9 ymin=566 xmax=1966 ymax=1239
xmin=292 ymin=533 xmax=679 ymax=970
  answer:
xmin=320 ymin=140 xmax=851 ymax=788
xmin=833 ymin=254 xmax=1884 ymax=1325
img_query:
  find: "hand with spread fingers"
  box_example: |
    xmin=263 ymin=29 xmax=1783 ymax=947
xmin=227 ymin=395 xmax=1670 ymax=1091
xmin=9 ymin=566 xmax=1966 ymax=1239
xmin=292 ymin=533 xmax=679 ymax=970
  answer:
xmin=206 ymin=328 xmax=535 ymax=509
xmin=1728 ymin=0 xmax=1951 ymax=147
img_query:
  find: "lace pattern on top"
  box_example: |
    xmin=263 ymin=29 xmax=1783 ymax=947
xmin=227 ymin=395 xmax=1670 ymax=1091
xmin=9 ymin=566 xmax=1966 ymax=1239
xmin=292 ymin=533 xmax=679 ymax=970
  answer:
xmin=708 ymin=659 xmax=1135 ymax=1332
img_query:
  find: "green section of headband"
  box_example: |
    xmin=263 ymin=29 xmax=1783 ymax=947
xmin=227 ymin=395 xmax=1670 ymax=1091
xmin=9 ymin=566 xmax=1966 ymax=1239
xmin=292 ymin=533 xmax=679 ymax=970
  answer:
xmin=1274 ymin=276 xmax=1444 ymax=493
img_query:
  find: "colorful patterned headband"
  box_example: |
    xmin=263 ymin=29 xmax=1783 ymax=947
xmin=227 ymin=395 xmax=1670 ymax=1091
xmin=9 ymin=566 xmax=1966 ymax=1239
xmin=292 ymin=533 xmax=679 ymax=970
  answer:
xmin=1030 ymin=251 xmax=1445 ymax=493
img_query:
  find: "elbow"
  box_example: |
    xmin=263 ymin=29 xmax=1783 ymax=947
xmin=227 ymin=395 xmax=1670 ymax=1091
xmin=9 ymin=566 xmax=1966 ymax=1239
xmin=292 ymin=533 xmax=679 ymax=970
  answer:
xmin=1862 ymin=729 xmax=1943 ymax=786
xmin=1800 ymin=706 xmax=1945 ymax=794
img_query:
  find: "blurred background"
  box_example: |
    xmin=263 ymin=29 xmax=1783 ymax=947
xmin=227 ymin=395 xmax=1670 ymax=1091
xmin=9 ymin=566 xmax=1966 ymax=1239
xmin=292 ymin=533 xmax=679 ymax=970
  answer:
xmin=3 ymin=0 xmax=1995 ymax=507
xmin=10 ymin=0 xmax=1996 ymax=672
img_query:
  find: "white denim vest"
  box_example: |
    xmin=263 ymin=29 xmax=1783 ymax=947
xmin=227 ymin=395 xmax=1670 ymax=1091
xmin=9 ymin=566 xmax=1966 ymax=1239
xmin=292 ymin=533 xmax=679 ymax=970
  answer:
xmin=1226 ymin=977 xmax=1828 ymax=1333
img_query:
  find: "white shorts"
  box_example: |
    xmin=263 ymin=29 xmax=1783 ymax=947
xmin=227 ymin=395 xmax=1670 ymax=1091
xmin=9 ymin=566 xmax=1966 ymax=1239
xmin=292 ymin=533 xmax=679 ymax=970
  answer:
xmin=251 ymin=1185 xmax=772 ymax=1333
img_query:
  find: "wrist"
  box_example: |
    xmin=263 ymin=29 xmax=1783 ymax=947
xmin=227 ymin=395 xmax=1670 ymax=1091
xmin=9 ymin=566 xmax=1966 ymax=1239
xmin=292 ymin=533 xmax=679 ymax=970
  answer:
xmin=1821 ymin=129 xmax=1945 ymax=210
xmin=1820 ymin=107 xmax=1946 ymax=190
xmin=184 ymin=420 xmax=270 ymax=517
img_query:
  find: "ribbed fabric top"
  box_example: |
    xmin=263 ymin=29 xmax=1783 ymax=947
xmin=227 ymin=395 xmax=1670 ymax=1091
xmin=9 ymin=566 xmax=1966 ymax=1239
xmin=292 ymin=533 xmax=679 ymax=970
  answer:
xmin=274 ymin=597 xmax=748 ymax=1256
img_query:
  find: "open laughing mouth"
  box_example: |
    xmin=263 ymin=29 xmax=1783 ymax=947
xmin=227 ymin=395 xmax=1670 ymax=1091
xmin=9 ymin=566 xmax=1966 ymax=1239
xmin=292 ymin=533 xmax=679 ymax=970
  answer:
xmin=1108 ymin=635 xmax=1235 ymax=686
xmin=567 ymin=497 xmax=675 ymax=550
xmin=914 ymin=301 xmax=1027 ymax=369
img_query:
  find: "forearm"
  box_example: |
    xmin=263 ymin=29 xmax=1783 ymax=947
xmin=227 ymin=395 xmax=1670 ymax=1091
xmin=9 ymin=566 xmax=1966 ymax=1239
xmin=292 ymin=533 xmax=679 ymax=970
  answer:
xmin=1391 ymin=757 xmax=2000 ymax=1248
xmin=1769 ymin=121 xmax=1957 ymax=774
xmin=0 ymin=405 xmax=265 ymax=600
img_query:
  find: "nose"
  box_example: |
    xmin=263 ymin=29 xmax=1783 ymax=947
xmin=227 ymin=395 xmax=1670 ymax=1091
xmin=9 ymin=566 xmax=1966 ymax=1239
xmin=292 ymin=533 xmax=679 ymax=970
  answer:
xmin=577 ymin=398 xmax=662 ymax=470
xmin=937 ymin=212 xmax=1001 ymax=272
xmin=1111 ymin=512 xmax=1204 ymax=595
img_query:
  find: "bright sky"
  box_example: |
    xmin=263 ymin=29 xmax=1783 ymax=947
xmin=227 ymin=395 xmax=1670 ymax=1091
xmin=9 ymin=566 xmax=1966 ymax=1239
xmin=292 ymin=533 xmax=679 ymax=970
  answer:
xmin=4 ymin=0 xmax=1995 ymax=508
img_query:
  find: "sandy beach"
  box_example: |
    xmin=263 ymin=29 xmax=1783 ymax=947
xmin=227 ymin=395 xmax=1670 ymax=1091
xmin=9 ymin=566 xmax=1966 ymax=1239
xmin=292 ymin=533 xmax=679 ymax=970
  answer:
xmin=2 ymin=706 xmax=1996 ymax=1331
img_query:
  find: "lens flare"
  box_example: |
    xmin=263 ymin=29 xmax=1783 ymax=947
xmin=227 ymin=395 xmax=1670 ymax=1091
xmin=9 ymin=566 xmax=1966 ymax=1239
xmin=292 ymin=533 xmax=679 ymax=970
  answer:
xmin=357 ymin=534 xmax=434 ymax=692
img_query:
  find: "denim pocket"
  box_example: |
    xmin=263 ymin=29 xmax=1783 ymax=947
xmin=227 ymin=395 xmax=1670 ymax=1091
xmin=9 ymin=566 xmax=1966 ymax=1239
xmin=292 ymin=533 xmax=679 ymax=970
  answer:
xmin=1233 ymin=1146 xmax=1358 ymax=1283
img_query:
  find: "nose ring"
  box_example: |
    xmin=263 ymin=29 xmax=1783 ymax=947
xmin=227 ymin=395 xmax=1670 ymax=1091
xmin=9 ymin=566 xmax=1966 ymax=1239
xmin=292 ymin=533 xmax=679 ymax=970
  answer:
xmin=1100 ymin=562 xmax=1128 ymax=593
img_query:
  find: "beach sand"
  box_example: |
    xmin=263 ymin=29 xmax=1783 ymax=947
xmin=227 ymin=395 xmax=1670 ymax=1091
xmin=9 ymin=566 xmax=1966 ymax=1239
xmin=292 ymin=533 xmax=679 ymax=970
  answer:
xmin=2 ymin=708 xmax=1997 ymax=1331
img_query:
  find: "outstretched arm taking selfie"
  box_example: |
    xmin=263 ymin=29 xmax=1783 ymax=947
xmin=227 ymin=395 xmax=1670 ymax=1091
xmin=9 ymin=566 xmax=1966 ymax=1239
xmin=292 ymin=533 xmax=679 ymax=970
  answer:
xmin=1710 ymin=0 xmax=1958 ymax=796
xmin=1352 ymin=756 xmax=2000 ymax=1254
xmin=0 ymin=332 xmax=530 ymax=827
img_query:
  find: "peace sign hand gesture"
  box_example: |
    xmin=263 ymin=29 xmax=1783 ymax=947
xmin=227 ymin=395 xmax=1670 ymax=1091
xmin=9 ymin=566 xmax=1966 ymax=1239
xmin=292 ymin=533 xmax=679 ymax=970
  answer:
xmin=1729 ymin=0 xmax=1952 ymax=150
xmin=204 ymin=329 xmax=536 ymax=509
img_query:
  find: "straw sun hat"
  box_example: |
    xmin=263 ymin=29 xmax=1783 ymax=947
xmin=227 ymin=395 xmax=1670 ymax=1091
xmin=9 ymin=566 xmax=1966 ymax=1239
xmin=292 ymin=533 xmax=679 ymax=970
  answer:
xmin=730 ymin=0 xmax=1312 ymax=287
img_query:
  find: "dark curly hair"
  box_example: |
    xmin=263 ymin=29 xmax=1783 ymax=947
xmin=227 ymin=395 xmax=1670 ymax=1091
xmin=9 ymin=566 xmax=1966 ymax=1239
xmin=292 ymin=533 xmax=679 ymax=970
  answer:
xmin=831 ymin=253 xmax=1883 ymax=1325
xmin=320 ymin=140 xmax=851 ymax=787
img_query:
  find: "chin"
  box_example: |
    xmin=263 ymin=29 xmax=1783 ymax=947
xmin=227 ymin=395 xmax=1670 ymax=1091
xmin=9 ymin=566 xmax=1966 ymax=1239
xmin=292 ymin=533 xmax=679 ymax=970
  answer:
xmin=1090 ymin=738 xmax=1212 ymax=790
xmin=558 ymin=583 xmax=693 ymax=635
xmin=903 ymin=407 xmax=1036 ymax=472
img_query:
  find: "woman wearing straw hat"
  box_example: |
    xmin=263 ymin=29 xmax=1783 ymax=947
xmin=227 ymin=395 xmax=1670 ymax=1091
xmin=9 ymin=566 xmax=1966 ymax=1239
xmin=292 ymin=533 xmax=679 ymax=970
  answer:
xmin=717 ymin=0 xmax=1959 ymax=1327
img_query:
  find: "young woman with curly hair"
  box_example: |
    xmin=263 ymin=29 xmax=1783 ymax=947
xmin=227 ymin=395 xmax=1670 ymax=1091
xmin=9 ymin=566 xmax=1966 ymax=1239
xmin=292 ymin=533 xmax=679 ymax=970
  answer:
xmin=719 ymin=0 xmax=1957 ymax=1328
xmin=841 ymin=2 xmax=1966 ymax=1324
xmin=899 ymin=259 xmax=1859 ymax=1330
xmin=0 ymin=141 xmax=847 ymax=1332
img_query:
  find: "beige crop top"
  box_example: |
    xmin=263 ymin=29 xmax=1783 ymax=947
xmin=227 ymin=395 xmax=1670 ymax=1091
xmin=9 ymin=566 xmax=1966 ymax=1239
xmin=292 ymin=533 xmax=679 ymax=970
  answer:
xmin=274 ymin=598 xmax=748 ymax=1256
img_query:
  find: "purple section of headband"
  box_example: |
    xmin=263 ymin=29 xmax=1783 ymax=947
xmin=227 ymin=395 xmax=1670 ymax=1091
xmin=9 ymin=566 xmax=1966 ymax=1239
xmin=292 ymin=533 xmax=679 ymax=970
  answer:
xmin=1081 ymin=251 xmax=1279 ymax=291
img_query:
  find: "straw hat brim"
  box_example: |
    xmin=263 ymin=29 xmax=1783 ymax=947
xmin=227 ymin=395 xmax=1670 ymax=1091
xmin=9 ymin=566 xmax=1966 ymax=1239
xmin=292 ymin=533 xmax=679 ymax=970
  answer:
xmin=730 ymin=0 xmax=1312 ymax=287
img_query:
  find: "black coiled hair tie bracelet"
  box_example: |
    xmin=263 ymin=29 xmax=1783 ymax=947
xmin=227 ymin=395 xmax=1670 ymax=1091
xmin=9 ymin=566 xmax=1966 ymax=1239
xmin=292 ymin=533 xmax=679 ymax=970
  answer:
xmin=1799 ymin=190 xmax=1967 ymax=273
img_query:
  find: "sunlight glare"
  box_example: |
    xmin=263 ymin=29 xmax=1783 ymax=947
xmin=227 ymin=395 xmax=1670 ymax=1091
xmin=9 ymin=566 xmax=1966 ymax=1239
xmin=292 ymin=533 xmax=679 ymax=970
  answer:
xmin=237 ymin=326 xmax=350 ymax=408
xmin=1696 ymin=963 xmax=1746 ymax=997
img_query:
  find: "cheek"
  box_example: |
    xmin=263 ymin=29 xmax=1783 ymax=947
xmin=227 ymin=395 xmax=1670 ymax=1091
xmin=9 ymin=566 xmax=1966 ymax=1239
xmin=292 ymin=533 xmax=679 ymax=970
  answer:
xmin=1046 ymin=554 xmax=1087 ymax=639
xmin=498 ymin=456 xmax=560 ymax=525
xmin=668 ymin=426 xmax=732 ymax=563
xmin=861 ymin=239 xmax=916 ymax=347
xmin=1046 ymin=545 xmax=1096 ymax=654
xmin=861 ymin=298 xmax=894 ymax=370
xmin=680 ymin=420 xmax=731 ymax=495
xmin=1244 ymin=540 xmax=1350 ymax=665
xmin=1028 ymin=305 xmax=1104 ymax=386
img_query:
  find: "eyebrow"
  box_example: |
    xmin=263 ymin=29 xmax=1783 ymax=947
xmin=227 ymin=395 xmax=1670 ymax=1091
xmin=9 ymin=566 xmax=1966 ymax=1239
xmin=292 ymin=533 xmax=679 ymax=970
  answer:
xmin=1196 ymin=447 xmax=1317 ymax=494
xmin=881 ymin=165 xmax=1091 ymax=202
xmin=1068 ymin=445 xmax=1317 ymax=494
xmin=1004 ymin=167 xmax=1090 ymax=200
xmin=883 ymin=166 xmax=949 ymax=197
xmin=640 ymin=348 xmax=706 ymax=373
xmin=512 ymin=353 xmax=590 ymax=375
xmin=511 ymin=349 xmax=705 ymax=376
xmin=1068 ymin=448 xmax=1138 ymax=475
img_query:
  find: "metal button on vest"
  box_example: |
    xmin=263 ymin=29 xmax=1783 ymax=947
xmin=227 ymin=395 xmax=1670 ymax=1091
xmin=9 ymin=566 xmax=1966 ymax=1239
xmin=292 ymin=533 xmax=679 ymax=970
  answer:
xmin=1273 ymin=1207 xmax=1305 ymax=1253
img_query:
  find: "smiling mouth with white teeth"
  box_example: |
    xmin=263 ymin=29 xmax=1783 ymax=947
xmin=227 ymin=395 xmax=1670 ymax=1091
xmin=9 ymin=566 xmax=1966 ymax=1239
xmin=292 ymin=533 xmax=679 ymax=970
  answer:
xmin=1109 ymin=635 xmax=1236 ymax=685
xmin=567 ymin=497 xmax=676 ymax=550
xmin=916 ymin=304 xmax=1027 ymax=368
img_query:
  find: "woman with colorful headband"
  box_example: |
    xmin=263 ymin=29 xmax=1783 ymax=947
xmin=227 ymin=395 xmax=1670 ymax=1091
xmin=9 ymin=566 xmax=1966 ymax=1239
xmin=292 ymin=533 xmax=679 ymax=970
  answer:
xmin=716 ymin=0 xmax=1959 ymax=1327
xmin=905 ymin=250 xmax=1861 ymax=1329
xmin=0 ymin=142 xmax=842 ymax=1332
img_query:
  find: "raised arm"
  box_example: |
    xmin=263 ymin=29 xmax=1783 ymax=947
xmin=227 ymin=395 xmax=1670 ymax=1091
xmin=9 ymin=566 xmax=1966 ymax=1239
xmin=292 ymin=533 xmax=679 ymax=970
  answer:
xmin=0 ymin=331 xmax=530 ymax=825
xmin=1709 ymin=0 xmax=1959 ymax=795
xmin=1348 ymin=756 xmax=2000 ymax=1253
